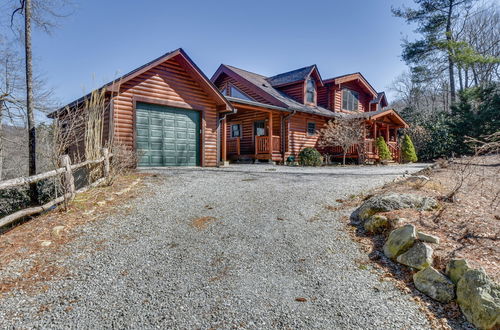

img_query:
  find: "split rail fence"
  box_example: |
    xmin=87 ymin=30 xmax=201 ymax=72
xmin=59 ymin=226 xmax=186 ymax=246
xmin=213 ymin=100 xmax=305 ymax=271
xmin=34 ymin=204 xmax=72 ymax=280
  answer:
xmin=0 ymin=148 xmax=112 ymax=228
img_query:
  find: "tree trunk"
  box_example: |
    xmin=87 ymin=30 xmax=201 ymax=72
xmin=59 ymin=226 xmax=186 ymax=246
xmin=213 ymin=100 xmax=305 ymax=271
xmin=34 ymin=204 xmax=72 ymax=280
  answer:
xmin=342 ymin=151 xmax=346 ymax=166
xmin=24 ymin=0 xmax=37 ymax=203
xmin=458 ymin=65 xmax=463 ymax=92
xmin=446 ymin=0 xmax=456 ymax=103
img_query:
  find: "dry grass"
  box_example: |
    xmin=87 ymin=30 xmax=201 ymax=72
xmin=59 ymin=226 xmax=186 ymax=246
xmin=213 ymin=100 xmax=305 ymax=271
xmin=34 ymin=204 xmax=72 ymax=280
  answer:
xmin=0 ymin=173 xmax=148 ymax=295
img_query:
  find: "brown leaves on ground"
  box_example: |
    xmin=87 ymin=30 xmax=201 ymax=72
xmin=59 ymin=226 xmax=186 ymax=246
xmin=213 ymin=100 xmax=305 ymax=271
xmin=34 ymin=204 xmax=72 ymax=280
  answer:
xmin=338 ymin=155 xmax=500 ymax=328
xmin=0 ymin=173 xmax=148 ymax=296
xmin=190 ymin=216 xmax=218 ymax=230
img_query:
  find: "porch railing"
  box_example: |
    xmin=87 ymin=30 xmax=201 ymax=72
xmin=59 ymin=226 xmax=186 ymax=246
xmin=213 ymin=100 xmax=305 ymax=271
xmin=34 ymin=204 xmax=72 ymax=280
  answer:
xmin=227 ymin=137 xmax=240 ymax=155
xmin=255 ymin=135 xmax=280 ymax=154
xmin=388 ymin=142 xmax=401 ymax=162
xmin=364 ymin=139 xmax=377 ymax=155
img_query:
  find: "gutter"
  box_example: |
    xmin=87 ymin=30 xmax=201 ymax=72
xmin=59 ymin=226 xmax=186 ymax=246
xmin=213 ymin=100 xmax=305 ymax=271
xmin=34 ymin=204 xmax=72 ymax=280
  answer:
xmin=281 ymin=110 xmax=297 ymax=161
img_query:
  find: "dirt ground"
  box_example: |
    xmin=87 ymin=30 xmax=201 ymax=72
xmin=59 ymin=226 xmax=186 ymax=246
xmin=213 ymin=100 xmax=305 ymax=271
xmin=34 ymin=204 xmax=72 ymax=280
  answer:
xmin=348 ymin=154 xmax=500 ymax=282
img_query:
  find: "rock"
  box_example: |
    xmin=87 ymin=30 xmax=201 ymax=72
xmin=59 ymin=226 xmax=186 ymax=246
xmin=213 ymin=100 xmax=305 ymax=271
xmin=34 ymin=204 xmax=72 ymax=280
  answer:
xmin=397 ymin=241 xmax=433 ymax=270
xmin=52 ymin=225 xmax=65 ymax=236
xmin=407 ymin=175 xmax=430 ymax=182
xmin=352 ymin=193 xmax=438 ymax=221
xmin=363 ymin=215 xmax=398 ymax=234
xmin=413 ymin=266 xmax=455 ymax=303
xmin=446 ymin=259 xmax=471 ymax=284
xmin=417 ymin=231 xmax=440 ymax=244
xmin=456 ymin=269 xmax=500 ymax=330
xmin=383 ymin=224 xmax=417 ymax=259
xmin=40 ymin=241 xmax=52 ymax=247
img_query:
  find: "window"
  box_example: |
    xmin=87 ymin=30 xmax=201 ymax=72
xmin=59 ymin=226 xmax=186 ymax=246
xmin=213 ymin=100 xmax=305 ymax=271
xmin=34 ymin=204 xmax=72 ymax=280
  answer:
xmin=231 ymin=124 xmax=241 ymax=138
xmin=307 ymin=122 xmax=316 ymax=136
xmin=306 ymin=78 xmax=316 ymax=104
xmin=229 ymin=84 xmax=252 ymax=101
xmin=254 ymin=120 xmax=266 ymax=136
xmin=220 ymin=87 xmax=227 ymax=96
xmin=342 ymin=89 xmax=359 ymax=111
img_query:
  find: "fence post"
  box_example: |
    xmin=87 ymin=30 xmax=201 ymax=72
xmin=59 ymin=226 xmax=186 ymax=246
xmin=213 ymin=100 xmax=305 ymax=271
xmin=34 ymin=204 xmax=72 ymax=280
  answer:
xmin=60 ymin=155 xmax=75 ymax=198
xmin=102 ymin=148 xmax=110 ymax=178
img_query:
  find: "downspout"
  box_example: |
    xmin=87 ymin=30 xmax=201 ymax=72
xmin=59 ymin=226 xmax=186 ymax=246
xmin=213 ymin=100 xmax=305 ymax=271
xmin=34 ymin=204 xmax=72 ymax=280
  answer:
xmin=216 ymin=108 xmax=237 ymax=167
xmin=282 ymin=110 xmax=296 ymax=162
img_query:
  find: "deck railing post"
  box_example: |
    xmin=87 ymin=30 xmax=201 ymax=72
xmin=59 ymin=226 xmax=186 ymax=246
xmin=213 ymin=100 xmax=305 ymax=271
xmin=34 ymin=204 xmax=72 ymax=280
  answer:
xmin=60 ymin=155 xmax=75 ymax=199
xmin=102 ymin=147 xmax=110 ymax=178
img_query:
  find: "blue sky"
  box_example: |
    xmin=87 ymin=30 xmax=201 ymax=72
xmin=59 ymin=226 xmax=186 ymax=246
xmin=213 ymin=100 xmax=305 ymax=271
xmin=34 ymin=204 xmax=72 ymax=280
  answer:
xmin=29 ymin=0 xmax=417 ymax=106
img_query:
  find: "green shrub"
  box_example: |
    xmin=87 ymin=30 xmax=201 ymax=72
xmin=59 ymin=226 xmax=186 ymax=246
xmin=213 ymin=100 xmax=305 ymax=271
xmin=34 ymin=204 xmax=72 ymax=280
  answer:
xmin=298 ymin=147 xmax=323 ymax=166
xmin=376 ymin=137 xmax=392 ymax=161
xmin=401 ymin=134 xmax=418 ymax=163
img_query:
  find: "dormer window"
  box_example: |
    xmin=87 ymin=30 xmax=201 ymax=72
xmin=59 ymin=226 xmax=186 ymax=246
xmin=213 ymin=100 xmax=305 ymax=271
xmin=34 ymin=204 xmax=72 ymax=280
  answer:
xmin=306 ymin=78 xmax=316 ymax=104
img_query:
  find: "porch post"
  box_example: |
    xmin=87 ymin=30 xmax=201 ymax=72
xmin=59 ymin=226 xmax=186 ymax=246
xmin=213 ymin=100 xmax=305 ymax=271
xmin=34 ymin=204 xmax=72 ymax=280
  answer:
xmin=373 ymin=122 xmax=377 ymax=139
xmin=385 ymin=125 xmax=389 ymax=142
xmin=222 ymin=118 xmax=227 ymax=162
xmin=268 ymin=112 xmax=273 ymax=155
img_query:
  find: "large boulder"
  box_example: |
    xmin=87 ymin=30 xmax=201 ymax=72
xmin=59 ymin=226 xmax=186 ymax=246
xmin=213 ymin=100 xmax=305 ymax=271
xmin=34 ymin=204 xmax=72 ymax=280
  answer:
xmin=363 ymin=215 xmax=400 ymax=234
xmin=413 ymin=266 xmax=455 ymax=303
xmin=446 ymin=259 xmax=471 ymax=284
xmin=383 ymin=224 xmax=417 ymax=259
xmin=396 ymin=241 xmax=433 ymax=270
xmin=352 ymin=193 xmax=438 ymax=222
xmin=456 ymin=269 xmax=500 ymax=330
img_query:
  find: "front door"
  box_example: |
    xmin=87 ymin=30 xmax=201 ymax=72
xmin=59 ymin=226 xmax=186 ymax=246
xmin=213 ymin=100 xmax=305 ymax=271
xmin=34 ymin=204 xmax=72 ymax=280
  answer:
xmin=254 ymin=120 xmax=266 ymax=137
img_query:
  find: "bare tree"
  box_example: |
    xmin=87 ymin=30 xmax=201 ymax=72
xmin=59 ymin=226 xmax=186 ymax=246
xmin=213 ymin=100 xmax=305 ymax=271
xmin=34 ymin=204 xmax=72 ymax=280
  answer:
xmin=318 ymin=117 xmax=365 ymax=165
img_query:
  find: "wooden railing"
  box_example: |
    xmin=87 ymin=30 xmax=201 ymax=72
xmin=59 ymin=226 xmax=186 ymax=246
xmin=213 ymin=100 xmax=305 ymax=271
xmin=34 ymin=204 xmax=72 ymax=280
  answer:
xmin=330 ymin=145 xmax=358 ymax=156
xmin=227 ymin=137 xmax=240 ymax=155
xmin=0 ymin=148 xmax=112 ymax=228
xmin=255 ymin=135 xmax=280 ymax=154
xmin=388 ymin=142 xmax=400 ymax=162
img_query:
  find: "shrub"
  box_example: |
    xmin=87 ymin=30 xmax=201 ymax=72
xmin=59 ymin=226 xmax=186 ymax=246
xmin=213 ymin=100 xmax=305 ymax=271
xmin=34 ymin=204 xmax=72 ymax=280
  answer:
xmin=298 ymin=147 xmax=323 ymax=166
xmin=401 ymin=134 xmax=418 ymax=163
xmin=376 ymin=137 xmax=392 ymax=161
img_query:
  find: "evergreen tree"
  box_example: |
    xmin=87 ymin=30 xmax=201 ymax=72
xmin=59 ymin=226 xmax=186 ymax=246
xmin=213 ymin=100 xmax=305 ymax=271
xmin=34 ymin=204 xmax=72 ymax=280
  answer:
xmin=401 ymin=134 xmax=418 ymax=163
xmin=376 ymin=137 xmax=392 ymax=161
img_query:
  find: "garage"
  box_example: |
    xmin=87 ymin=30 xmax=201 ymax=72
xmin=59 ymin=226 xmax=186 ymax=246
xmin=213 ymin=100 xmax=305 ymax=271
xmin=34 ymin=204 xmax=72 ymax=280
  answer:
xmin=136 ymin=102 xmax=200 ymax=166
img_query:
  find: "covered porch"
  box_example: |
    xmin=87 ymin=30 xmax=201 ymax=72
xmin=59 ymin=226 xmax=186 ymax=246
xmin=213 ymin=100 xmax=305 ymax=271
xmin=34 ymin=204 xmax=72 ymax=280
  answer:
xmin=221 ymin=100 xmax=285 ymax=163
xmin=328 ymin=109 xmax=409 ymax=163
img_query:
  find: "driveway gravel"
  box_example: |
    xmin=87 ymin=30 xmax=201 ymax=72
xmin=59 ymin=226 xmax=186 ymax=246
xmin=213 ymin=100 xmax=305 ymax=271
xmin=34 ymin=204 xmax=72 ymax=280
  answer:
xmin=0 ymin=164 xmax=432 ymax=329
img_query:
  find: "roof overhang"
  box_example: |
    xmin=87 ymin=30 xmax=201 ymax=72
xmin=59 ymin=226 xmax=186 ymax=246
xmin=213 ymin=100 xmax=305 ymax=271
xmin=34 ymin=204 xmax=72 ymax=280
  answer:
xmin=368 ymin=109 xmax=409 ymax=128
xmin=324 ymin=72 xmax=378 ymax=98
xmin=50 ymin=48 xmax=233 ymax=118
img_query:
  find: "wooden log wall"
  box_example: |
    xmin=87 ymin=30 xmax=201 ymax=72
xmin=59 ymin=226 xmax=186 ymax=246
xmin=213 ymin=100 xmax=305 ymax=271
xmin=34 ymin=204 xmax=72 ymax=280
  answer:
xmin=276 ymin=82 xmax=304 ymax=104
xmin=111 ymin=56 xmax=219 ymax=166
xmin=285 ymin=113 xmax=328 ymax=158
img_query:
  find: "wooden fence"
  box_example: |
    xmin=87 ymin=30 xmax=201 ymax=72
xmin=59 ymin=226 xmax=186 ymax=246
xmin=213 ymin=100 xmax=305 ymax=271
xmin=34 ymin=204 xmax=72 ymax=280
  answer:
xmin=0 ymin=148 xmax=112 ymax=228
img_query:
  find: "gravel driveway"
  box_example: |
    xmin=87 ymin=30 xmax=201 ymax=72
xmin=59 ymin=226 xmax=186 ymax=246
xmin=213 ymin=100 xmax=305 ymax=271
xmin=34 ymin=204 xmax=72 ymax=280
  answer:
xmin=0 ymin=164 xmax=431 ymax=329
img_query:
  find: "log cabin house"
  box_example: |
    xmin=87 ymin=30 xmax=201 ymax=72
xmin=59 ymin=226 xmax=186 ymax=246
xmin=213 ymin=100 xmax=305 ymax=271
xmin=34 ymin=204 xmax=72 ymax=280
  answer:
xmin=53 ymin=48 xmax=408 ymax=167
xmin=211 ymin=64 xmax=408 ymax=164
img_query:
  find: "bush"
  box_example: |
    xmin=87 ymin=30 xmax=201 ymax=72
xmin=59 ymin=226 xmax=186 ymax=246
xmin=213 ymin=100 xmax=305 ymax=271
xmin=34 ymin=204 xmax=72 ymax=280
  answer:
xmin=376 ymin=137 xmax=392 ymax=161
xmin=298 ymin=147 xmax=323 ymax=166
xmin=401 ymin=134 xmax=418 ymax=163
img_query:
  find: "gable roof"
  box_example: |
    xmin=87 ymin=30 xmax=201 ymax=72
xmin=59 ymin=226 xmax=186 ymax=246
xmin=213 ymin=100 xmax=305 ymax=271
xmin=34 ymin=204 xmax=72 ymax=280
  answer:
xmin=346 ymin=108 xmax=408 ymax=127
xmin=370 ymin=92 xmax=388 ymax=107
xmin=267 ymin=65 xmax=323 ymax=87
xmin=323 ymin=72 xmax=378 ymax=98
xmin=50 ymin=48 xmax=232 ymax=117
xmin=212 ymin=64 xmax=335 ymax=117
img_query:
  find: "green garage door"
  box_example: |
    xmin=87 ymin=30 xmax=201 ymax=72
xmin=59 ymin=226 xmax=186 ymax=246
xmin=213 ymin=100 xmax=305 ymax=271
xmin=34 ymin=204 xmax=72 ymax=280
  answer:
xmin=136 ymin=102 xmax=200 ymax=166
